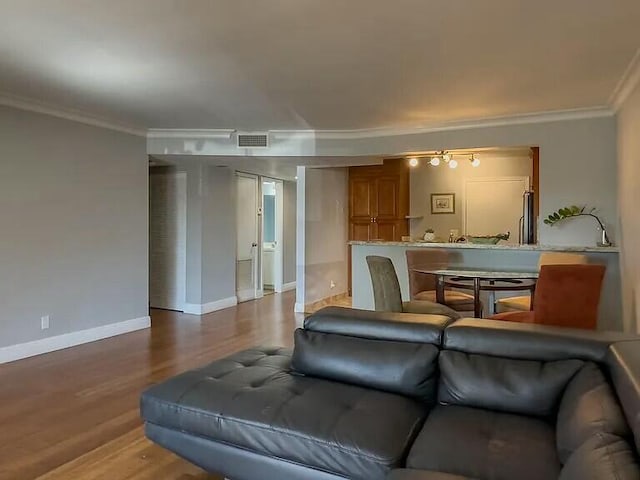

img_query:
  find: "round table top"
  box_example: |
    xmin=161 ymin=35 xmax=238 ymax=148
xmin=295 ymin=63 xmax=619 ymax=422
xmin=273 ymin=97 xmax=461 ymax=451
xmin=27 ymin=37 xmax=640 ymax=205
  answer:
xmin=413 ymin=268 xmax=539 ymax=280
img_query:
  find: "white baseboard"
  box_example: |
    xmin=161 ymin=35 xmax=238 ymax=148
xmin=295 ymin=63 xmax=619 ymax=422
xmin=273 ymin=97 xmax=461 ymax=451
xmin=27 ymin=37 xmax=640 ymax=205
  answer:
xmin=183 ymin=296 xmax=238 ymax=315
xmin=281 ymin=281 xmax=297 ymax=292
xmin=294 ymin=302 xmax=306 ymax=313
xmin=0 ymin=316 xmax=151 ymax=365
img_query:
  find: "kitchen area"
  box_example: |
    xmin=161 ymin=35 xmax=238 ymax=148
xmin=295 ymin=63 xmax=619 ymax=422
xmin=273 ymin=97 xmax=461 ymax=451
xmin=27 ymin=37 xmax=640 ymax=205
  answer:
xmin=348 ymin=147 xmax=622 ymax=330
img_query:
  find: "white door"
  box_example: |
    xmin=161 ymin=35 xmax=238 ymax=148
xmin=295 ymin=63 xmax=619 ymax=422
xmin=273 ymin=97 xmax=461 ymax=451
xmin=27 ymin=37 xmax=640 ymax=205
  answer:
xmin=236 ymin=173 xmax=260 ymax=302
xmin=149 ymin=172 xmax=187 ymax=311
xmin=464 ymin=176 xmax=530 ymax=244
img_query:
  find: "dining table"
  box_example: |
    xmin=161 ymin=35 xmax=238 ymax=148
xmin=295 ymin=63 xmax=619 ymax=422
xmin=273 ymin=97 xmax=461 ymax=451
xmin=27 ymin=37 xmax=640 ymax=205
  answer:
xmin=412 ymin=268 xmax=540 ymax=318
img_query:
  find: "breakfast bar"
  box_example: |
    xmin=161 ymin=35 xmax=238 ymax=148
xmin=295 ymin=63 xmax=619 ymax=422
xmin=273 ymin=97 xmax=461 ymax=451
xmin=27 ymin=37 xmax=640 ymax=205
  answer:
xmin=350 ymin=241 xmax=622 ymax=331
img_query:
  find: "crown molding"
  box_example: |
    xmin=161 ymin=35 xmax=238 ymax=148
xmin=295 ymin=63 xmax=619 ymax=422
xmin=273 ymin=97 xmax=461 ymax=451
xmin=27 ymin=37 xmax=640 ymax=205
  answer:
xmin=302 ymin=107 xmax=615 ymax=140
xmin=610 ymin=47 xmax=640 ymax=111
xmin=147 ymin=128 xmax=235 ymax=139
xmin=149 ymin=106 xmax=615 ymax=146
xmin=0 ymin=92 xmax=147 ymax=137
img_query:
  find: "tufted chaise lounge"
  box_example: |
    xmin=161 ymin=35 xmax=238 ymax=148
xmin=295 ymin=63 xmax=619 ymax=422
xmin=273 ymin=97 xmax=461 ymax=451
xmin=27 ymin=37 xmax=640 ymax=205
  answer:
xmin=141 ymin=307 xmax=640 ymax=480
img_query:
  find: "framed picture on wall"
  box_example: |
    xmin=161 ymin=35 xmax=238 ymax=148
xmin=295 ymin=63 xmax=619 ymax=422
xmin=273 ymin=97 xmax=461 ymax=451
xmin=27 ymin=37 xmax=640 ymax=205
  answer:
xmin=431 ymin=193 xmax=455 ymax=214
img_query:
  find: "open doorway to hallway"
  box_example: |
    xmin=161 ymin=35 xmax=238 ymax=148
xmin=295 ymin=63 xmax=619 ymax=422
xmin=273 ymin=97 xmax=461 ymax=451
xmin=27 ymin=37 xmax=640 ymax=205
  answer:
xmin=235 ymin=173 xmax=285 ymax=303
xmin=262 ymin=178 xmax=284 ymax=296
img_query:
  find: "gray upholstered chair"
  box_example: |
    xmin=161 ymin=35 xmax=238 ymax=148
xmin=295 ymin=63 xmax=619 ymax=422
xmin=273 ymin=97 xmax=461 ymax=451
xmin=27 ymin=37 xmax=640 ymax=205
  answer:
xmin=366 ymin=255 xmax=461 ymax=320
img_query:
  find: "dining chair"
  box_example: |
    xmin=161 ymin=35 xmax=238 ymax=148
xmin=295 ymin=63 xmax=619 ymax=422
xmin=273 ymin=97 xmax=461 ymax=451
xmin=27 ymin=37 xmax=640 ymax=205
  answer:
xmin=365 ymin=255 xmax=461 ymax=320
xmin=494 ymin=252 xmax=589 ymax=313
xmin=406 ymin=249 xmax=476 ymax=313
xmin=490 ymin=264 xmax=606 ymax=330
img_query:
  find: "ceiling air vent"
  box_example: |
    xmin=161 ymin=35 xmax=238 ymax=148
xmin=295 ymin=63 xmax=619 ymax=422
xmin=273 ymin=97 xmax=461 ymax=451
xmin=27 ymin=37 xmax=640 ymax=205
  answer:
xmin=237 ymin=132 xmax=269 ymax=148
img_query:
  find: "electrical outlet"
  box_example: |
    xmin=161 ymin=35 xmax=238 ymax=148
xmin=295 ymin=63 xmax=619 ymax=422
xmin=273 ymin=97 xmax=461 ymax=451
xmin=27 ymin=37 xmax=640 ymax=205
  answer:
xmin=330 ymin=280 xmax=336 ymax=289
xmin=41 ymin=315 xmax=50 ymax=330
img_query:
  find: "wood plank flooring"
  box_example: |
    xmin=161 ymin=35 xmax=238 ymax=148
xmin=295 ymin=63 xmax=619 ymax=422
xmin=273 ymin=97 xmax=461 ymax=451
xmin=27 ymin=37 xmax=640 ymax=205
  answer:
xmin=0 ymin=291 xmax=302 ymax=480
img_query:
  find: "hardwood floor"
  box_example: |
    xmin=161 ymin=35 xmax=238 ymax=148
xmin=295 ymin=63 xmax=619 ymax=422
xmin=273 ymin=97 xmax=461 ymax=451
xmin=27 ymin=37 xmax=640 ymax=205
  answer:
xmin=0 ymin=291 xmax=302 ymax=480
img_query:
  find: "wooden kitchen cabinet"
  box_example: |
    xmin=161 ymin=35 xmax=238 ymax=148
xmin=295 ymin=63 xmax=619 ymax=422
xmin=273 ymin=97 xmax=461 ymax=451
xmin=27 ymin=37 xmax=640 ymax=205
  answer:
xmin=349 ymin=159 xmax=409 ymax=242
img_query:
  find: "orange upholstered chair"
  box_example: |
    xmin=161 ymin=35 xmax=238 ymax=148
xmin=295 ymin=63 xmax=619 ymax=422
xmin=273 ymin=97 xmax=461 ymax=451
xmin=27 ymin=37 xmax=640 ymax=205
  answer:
xmin=406 ymin=249 xmax=475 ymax=313
xmin=490 ymin=264 xmax=606 ymax=330
xmin=495 ymin=252 xmax=588 ymax=313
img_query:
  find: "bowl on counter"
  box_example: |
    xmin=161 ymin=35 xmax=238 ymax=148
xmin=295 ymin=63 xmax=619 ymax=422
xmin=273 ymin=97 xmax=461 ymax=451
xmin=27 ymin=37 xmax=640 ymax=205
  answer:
xmin=464 ymin=232 xmax=511 ymax=245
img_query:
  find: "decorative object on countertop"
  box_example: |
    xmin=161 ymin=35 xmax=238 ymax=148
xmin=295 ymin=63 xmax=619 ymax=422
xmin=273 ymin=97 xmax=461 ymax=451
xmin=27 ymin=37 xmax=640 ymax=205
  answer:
xmin=430 ymin=193 xmax=455 ymax=214
xmin=423 ymin=229 xmax=436 ymax=242
xmin=544 ymin=205 xmax=612 ymax=247
xmin=464 ymin=232 xmax=511 ymax=244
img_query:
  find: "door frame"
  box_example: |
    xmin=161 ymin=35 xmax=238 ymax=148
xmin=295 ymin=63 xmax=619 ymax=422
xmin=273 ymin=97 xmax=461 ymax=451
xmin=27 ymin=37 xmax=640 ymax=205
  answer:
xmin=259 ymin=177 xmax=285 ymax=293
xmin=236 ymin=171 xmax=262 ymax=302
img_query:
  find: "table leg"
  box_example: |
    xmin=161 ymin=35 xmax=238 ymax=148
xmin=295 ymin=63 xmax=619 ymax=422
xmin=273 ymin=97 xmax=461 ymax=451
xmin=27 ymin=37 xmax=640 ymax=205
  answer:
xmin=530 ymin=283 xmax=536 ymax=311
xmin=473 ymin=277 xmax=482 ymax=318
xmin=436 ymin=275 xmax=445 ymax=305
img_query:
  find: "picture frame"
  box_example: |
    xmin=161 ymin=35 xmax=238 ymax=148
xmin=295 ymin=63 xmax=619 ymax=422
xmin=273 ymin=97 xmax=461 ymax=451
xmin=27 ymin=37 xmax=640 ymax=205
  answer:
xmin=430 ymin=193 xmax=455 ymax=214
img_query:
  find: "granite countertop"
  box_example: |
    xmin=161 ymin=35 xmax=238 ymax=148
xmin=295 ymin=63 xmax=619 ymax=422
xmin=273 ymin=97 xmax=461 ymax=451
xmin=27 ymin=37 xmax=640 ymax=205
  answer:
xmin=348 ymin=240 xmax=619 ymax=253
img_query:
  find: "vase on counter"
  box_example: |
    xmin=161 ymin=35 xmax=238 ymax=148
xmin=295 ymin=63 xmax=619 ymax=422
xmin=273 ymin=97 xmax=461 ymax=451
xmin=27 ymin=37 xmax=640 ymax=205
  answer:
xmin=423 ymin=229 xmax=436 ymax=242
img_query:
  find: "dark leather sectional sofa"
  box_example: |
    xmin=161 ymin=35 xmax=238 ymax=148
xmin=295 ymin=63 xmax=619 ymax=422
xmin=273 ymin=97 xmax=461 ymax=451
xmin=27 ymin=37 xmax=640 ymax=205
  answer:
xmin=140 ymin=307 xmax=640 ymax=480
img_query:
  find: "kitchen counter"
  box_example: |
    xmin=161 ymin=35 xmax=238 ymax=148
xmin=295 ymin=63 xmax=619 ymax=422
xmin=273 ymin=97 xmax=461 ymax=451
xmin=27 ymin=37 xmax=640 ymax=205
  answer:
xmin=350 ymin=241 xmax=622 ymax=330
xmin=348 ymin=240 xmax=619 ymax=253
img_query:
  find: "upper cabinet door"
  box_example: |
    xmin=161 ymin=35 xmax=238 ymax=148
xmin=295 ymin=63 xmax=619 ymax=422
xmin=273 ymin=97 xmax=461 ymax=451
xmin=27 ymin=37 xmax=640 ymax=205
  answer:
xmin=375 ymin=176 xmax=400 ymax=219
xmin=349 ymin=177 xmax=374 ymax=219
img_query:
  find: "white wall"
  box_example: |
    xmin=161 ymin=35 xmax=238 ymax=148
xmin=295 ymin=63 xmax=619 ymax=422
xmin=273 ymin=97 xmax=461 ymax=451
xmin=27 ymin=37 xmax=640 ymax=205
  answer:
xmin=0 ymin=105 xmax=148 ymax=351
xmin=201 ymin=167 xmax=236 ymax=304
xmin=322 ymin=116 xmax=618 ymax=247
xmin=283 ymin=180 xmax=297 ymax=285
xmin=182 ymin=163 xmax=237 ymax=309
xmin=410 ymin=153 xmax=533 ymax=240
xmin=296 ymin=167 xmax=348 ymax=308
xmin=617 ymin=81 xmax=640 ymax=333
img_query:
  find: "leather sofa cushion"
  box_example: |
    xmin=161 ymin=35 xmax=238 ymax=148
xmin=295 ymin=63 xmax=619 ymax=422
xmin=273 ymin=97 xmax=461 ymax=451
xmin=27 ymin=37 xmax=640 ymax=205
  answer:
xmin=407 ymin=405 xmax=561 ymax=480
xmin=141 ymin=347 xmax=428 ymax=480
xmin=438 ymin=350 xmax=583 ymax=416
xmin=444 ymin=318 xmax=633 ymax=362
xmin=387 ymin=469 xmax=474 ymax=480
xmin=607 ymin=340 xmax=640 ymax=452
xmin=559 ymin=433 xmax=640 ymax=480
xmin=292 ymin=329 xmax=439 ymax=402
xmin=556 ymin=362 xmax=629 ymax=462
xmin=305 ymin=306 xmax=453 ymax=344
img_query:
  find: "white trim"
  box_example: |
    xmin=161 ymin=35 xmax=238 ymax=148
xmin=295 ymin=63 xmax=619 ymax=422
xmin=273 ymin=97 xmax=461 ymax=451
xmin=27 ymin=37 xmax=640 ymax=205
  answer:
xmin=183 ymin=296 xmax=238 ymax=315
xmin=0 ymin=316 xmax=151 ymax=365
xmin=147 ymin=107 xmax=614 ymax=147
xmin=147 ymin=128 xmax=235 ymax=139
xmin=0 ymin=92 xmax=146 ymax=137
xmin=281 ymin=281 xmax=297 ymax=292
xmin=294 ymin=302 xmax=305 ymax=313
xmin=610 ymin=47 xmax=640 ymax=111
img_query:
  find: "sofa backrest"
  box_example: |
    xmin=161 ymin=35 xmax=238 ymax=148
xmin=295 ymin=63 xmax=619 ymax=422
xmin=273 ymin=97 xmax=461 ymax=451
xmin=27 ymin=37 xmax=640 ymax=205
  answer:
xmin=556 ymin=362 xmax=630 ymax=463
xmin=304 ymin=306 xmax=454 ymax=344
xmin=443 ymin=318 xmax=630 ymax=362
xmin=438 ymin=350 xmax=583 ymax=416
xmin=293 ymin=308 xmax=454 ymax=403
xmin=296 ymin=308 xmax=640 ymax=444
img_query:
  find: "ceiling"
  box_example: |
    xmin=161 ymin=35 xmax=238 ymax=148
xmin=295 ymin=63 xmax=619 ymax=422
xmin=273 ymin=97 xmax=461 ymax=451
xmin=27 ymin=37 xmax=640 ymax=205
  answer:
xmin=1 ymin=1 xmax=639 ymax=132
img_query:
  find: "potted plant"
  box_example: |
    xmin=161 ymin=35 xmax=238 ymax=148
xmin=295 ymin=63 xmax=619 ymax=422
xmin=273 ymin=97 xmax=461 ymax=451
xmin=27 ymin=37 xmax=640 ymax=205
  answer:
xmin=543 ymin=205 xmax=611 ymax=246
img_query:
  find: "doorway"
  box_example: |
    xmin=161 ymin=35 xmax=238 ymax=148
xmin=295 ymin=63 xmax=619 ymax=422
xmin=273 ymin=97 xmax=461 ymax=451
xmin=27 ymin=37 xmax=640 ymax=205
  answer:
xmin=149 ymin=170 xmax=187 ymax=311
xmin=261 ymin=179 xmax=284 ymax=295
